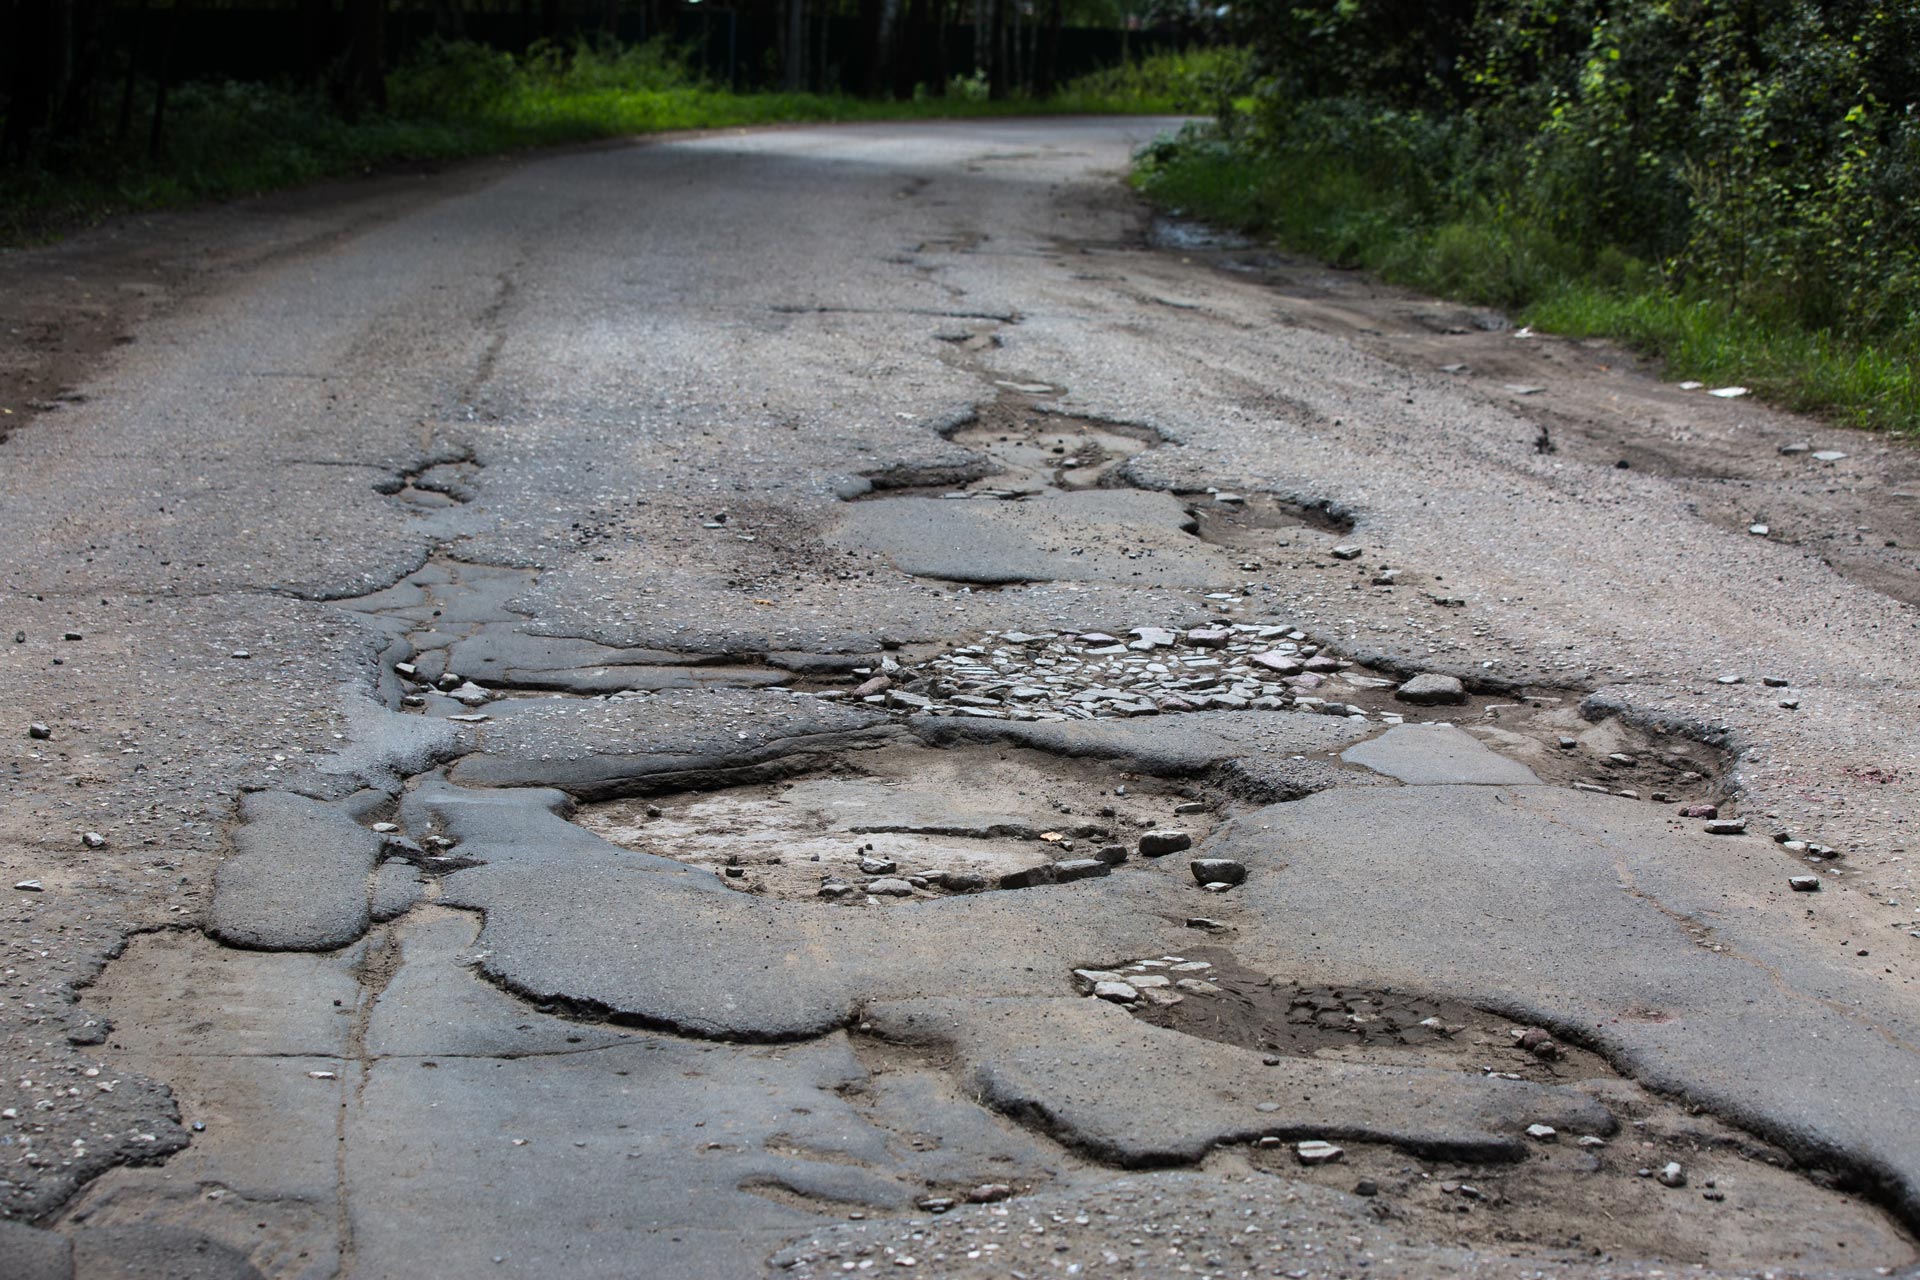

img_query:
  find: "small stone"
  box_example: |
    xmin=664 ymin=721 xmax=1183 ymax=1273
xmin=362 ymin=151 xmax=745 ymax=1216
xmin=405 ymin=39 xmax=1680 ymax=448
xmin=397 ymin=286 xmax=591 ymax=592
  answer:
xmin=62 ymin=631 xmax=82 ymax=641
xmin=937 ymin=871 xmax=987 ymax=892
xmin=1748 ymin=524 xmax=1770 ymax=537
xmin=1394 ymin=673 xmax=1466 ymax=706
xmin=1707 ymin=386 xmax=1747 ymax=398
xmin=1779 ymin=698 xmax=1800 ymax=709
xmin=1053 ymin=858 xmax=1111 ymax=882
xmin=1189 ymin=858 xmax=1247 ymax=887
xmin=1761 ymin=676 xmax=1790 ymax=687
xmin=1187 ymin=627 xmax=1232 ymax=649
xmin=1295 ymin=1140 xmax=1344 ymax=1165
xmin=1093 ymin=844 xmax=1129 ymax=866
xmin=1174 ymin=801 xmax=1208 ymax=815
xmin=1174 ymin=978 xmax=1222 ymax=995
xmin=916 ymin=1197 xmax=955 ymax=1213
xmin=1716 ymin=674 xmax=1743 ymax=685
xmin=1557 ymin=736 xmax=1577 ymax=749
xmin=1138 ymin=830 xmax=1192 ymax=857
xmin=1812 ymin=450 xmax=1847 ymax=462
xmin=81 ymin=832 xmax=107 ymax=849
xmin=1704 ymin=818 xmax=1747 ymax=835
xmin=1250 ymin=651 xmax=1302 ymax=675
xmin=967 ymin=1183 xmax=1013 ymax=1204
xmin=1577 ymin=1135 xmax=1607 ymax=1148
xmin=229 ymin=649 xmax=252 ymax=660
xmin=1789 ymin=875 xmax=1822 ymax=892
xmin=999 ymin=864 xmax=1059 ymax=890
xmin=1331 ymin=545 xmax=1362 ymax=560
xmin=1656 ymin=1161 xmax=1687 ymax=1187
xmin=394 ymin=662 xmax=418 ymax=679
xmin=449 ymin=681 xmax=492 ymax=707
xmin=866 ymin=877 xmax=915 ymax=896
xmin=307 ymin=1070 xmax=338 ymax=1081
xmin=14 ymin=880 xmax=43 ymax=892
xmin=850 ymin=676 xmax=892 ymax=698
xmin=817 ymin=883 xmax=853 ymax=898
xmin=1092 ymin=980 xmax=1138 ymax=1003
xmin=28 ymin=723 xmax=51 ymax=740
xmin=859 ymin=856 xmax=897 ymax=875
xmin=1679 ymin=803 xmax=1718 ymax=819
xmin=1185 ymin=917 xmax=1228 ymax=932
xmin=1352 ymin=1179 xmax=1379 ymax=1197
xmin=1527 ymin=1124 xmax=1557 ymax=1142
xmin=1778 ymin=442 xmax=1811 ymax=455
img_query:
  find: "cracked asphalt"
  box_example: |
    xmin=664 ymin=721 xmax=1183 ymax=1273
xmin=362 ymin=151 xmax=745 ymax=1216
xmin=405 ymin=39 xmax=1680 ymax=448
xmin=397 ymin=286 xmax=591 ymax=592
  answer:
xmin=4 ymin=117 xmax=1920 ymax=1278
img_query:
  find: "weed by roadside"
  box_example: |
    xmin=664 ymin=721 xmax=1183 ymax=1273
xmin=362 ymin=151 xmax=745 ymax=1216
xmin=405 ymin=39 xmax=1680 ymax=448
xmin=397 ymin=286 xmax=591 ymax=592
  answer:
xmin=1134 ymin=120 xmax=1919 ymax=435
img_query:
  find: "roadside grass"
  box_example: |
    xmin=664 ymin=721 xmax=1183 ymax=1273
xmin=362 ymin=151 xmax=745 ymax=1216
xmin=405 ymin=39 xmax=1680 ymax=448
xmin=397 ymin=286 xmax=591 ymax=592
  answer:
xmin=0 ymin=43 xmax=1221 ymax=247
xmin=1135 ymin=128 xmax=1920 ymax=436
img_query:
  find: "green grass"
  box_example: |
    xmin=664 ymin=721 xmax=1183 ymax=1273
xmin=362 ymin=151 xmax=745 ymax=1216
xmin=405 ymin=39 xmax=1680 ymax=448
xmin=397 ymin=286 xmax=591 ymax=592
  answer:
xmin=0 ymin=41 xmax=1208 ymax=246
xmin=1134 ymin=127 xmax=1920 ymax=435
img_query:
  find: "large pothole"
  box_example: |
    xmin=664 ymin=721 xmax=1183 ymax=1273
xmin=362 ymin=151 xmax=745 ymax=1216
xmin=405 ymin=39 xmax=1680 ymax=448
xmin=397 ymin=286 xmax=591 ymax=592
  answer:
xmin=1086 ymin=947 xmax=1916 ymax=1271
xmin=575 ymin=741 xmax=1218 ymax=903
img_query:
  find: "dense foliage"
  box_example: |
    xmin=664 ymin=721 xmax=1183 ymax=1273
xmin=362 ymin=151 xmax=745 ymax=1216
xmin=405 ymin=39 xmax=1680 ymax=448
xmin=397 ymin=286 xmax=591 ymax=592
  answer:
xmin=1139 ymin=1 xmax=1918 ymax=429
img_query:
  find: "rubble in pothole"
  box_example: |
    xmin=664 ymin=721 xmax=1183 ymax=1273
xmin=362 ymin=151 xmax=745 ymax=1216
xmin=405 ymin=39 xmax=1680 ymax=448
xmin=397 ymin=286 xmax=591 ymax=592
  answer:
xmin=816 ymin=623 xmax=1398 ymax=722
xmin=575 ymin=742 xmax=1218 ymax=903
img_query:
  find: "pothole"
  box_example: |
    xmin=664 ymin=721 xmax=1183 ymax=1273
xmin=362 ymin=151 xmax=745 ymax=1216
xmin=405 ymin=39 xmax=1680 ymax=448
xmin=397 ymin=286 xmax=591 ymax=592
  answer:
xmin=813 ymin=626 xmax=1730 ymax=813
xmin=1102 ymin=950 xmax=1916 ymax=1271
xmin=854 ymin=398 xmax=1162 ymax=500
xmin=1183 ymin=489 xmax=1353 ymax=543
xmin=374 ymin=448 xmax=481 ymax=507
xmin=574 ymin=741 xmax=1217 ymax=903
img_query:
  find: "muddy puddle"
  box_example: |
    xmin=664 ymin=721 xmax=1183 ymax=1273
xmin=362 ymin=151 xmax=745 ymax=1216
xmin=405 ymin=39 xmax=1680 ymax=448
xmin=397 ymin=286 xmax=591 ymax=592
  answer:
xmin=577 ymin=741 xmax=1218 ymax=903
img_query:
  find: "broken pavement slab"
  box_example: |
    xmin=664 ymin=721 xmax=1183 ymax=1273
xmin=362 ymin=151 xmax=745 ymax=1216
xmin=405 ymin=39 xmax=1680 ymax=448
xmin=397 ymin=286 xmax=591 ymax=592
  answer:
xmin=860 ymin=996 xmax=1615 ymax=1165
xmin=1215 ymin=783 xmax=1920 ymax=1222
xmin=1342 ymin=721 xmax=1543 ymax=786
xmin=413 ymin=779 xmax=1180 ymax=1039
xmin=207 ymin=791 xmax=383 ymax=951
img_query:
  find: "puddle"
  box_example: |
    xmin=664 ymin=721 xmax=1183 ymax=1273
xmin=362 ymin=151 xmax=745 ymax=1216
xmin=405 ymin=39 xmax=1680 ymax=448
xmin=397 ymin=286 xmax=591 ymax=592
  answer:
xmin=575 ymin=741 xmax=1216 ymax=902
xmin=1147 ymin=215 xmax=1256 ymax=253
xmin=1111 ymin=949 xmax=1917 ymax=1272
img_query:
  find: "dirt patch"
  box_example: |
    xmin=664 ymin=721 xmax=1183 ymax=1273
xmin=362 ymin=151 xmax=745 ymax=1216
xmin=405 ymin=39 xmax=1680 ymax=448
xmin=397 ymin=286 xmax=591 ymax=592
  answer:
xmin=1156 ymin=217 xmax=1920 ymax=609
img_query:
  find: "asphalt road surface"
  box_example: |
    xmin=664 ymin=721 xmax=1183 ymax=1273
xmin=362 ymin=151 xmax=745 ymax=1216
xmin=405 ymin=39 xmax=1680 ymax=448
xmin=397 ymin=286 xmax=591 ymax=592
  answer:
xmin=4 ymin=118 xmax=1920 ymax=1279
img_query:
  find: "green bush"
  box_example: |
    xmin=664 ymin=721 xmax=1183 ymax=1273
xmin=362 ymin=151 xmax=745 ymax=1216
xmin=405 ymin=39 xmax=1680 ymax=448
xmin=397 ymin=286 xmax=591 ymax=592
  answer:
xmin=1063 ymin=46 xmax=1256 ymax=113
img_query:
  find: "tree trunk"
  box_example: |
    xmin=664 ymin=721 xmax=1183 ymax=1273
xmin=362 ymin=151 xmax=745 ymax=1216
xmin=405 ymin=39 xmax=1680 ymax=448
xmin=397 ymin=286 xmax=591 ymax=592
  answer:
xmin=784 ymin=0 xmax=806 ymax=91
xmin=148 ymin=0 xmax=183 ymax=161
xmin=2 ymin=0 xmax=57 ymax=161
xmin=1035 ymin=0 xmax=1061 ymax=96
xmin=342 ymin=0 xmax=386 ymax=122
xmin=998 ymin=0 xmax=1013 ymax=98
xmin=115 ymin=0 xmax=149 ymax=148
xmin=931 ymin=0 xmax=948 ymax=93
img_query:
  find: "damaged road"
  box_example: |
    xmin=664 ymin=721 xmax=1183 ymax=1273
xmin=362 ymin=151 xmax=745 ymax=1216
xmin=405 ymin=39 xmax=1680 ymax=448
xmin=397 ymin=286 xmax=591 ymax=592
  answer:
xmin=3 ymin=117 xmax=1920 ymax=1278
